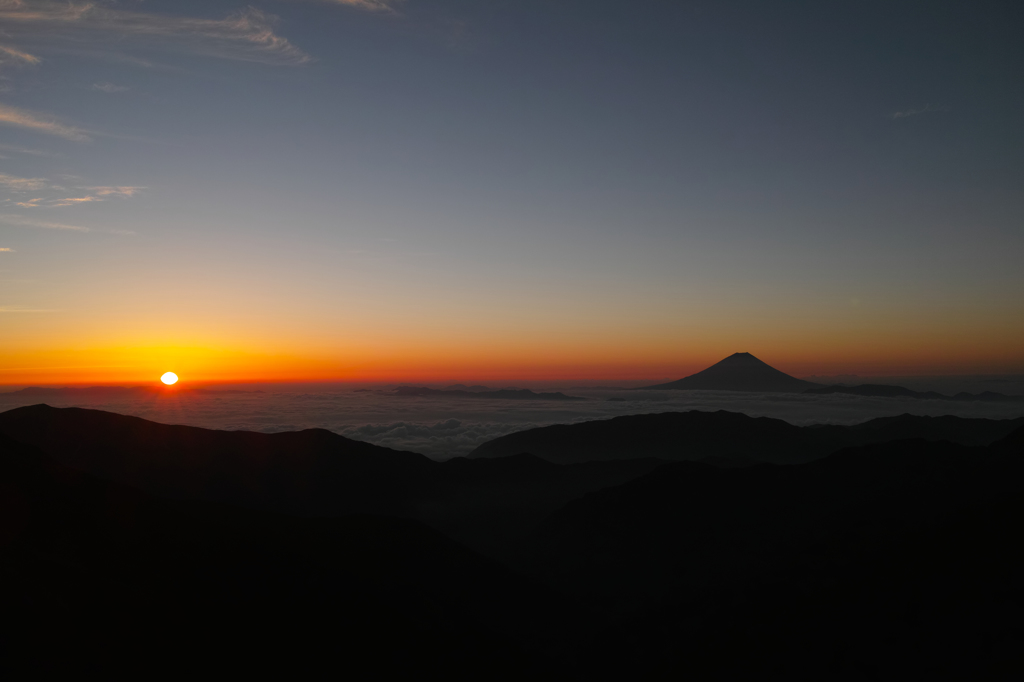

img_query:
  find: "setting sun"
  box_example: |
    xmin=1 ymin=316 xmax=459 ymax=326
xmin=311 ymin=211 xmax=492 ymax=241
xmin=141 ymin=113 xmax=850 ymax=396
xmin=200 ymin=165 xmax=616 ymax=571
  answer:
xmin=160 ymin=372 xmax=179 ymax=385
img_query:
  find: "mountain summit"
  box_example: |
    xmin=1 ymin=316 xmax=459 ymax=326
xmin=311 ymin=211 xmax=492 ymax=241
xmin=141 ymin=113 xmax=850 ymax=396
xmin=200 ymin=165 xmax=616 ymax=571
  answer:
xmin=643 ymin=352 xmax=820 ymax=392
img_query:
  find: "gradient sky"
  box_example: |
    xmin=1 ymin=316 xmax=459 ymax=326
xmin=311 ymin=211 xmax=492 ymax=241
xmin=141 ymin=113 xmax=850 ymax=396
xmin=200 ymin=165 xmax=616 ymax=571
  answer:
xmin=1 ymin=0 xmax=1022 ymax=384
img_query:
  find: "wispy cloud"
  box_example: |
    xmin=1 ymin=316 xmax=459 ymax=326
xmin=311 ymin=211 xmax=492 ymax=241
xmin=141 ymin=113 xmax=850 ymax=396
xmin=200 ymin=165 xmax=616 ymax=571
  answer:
xmin=1 ymin=174 xmax=144 ymax=207
xmin=49 ymin=186 xmax=143 ymax=206
xmin=0 ymin=214 xmax=134 ymax=235
xmin=0 ymin=102 xmax=89 ymax=140
xmin=0 ymin=173 xmax=48 ymax=190
xmin=52 ymin=196 xmax=99 ymax=206
xmin=92 ymin=81 xmax=128 ymax=93
xmin=0 ymin=143 xmax=57 ymax=157
xmin=0 ymin=2 xmax=312 ymax=66
xmin=0 ymin=247 xmax=13 ymax=252
xmin=891 ymin=104 xmax=948 ymax=120
xmin=314 ymin=0 xmax=406 ymax=11
xmin=0 ymin=43 xmax=40 ymax=65
xmin=91 ymin=186 xmax=142 ymax=198
xmin=0 ymin=215 xmax=90 ymax=231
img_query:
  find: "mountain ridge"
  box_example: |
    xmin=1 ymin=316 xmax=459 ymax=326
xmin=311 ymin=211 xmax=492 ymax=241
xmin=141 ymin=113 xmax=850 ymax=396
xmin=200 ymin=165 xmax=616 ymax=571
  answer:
xmin=805 ymin=383 xmax=1024 ymax=402
xmin=642 ymin=352 xmax=820 ymax=392
xmin=469 ymin=410 xmax=1024 ymax=464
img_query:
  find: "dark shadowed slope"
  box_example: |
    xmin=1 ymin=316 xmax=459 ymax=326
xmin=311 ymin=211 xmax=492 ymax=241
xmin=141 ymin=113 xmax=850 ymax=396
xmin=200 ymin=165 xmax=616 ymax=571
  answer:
xmin=0 ymin=404 xmax=662 ymax=561
xmin=469 ymin=410 xmax=1024 ymax=464
xmin=471 ymin=411 xmax=813 ymax=464
xmin=643 ymin=352 xmax=819 ymax=392
xmin=832 ymin=413 xmax=1024 ymax=446
xmin=530 ymin=428 xmax=1024 ymax=679
xmin=529 ymin=438 xmax=1018 ymax=603
xmin=0 ymin=433 xmax=576 ymax=678
xmin=0 ymin=403 xmax=436 ymax=517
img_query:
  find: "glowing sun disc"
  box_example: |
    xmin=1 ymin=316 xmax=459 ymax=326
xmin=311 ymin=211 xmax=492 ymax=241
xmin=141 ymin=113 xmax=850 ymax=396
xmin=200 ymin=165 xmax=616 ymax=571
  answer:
xmin=160 ymin=372 xmax=179 ymax=385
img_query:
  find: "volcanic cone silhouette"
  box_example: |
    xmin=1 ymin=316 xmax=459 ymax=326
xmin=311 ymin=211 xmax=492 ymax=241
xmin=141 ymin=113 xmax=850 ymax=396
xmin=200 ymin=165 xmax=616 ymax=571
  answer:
xmin=644 ymin=353 xmax=819 ymax=392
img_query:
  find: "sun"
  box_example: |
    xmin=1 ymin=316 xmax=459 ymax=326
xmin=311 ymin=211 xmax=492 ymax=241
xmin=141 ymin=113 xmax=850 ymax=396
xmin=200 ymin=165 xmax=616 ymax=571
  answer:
xmin=160 ymin=372 xmax=179 ymax=385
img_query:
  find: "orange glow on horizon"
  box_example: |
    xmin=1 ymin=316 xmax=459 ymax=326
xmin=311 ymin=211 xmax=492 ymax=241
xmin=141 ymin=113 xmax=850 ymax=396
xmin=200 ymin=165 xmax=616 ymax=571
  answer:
xmin=1 ymin=336 xmax=1023 ymax=387
xmin=2 ymin=305 xmax=1024 ymax=386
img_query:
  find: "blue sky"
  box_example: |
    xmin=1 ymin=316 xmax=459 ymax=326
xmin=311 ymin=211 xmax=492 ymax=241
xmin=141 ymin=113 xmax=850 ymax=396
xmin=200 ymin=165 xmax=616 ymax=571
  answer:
xmin=1 ymin=0 xmax=1022 ymax=382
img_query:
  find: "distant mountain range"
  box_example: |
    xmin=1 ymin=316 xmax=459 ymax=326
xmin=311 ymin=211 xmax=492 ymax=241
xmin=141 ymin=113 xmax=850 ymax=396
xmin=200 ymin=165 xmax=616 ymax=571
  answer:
xmin=639 ymin=353 xmax=1024 ymax=401
xmin=394 ymin=386 xmax=585 ymax=401
xmin=469 ymin=410 xmax=1024 ymax=464
xmin=805 ymin=383 xmax=1024 ymax=402
xmin=642 ymin=352 xmax=820 ymax=392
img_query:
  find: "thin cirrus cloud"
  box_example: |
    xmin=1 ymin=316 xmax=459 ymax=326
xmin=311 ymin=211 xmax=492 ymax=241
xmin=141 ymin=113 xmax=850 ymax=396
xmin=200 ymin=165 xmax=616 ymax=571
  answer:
xmin=0 ymin=44 xmax=40 ymax=65
xmin=92 ymin=82 xmax=129 ymax=94
xmin=0 ymin=143 xmax=56 ymax=157
xmin=891 ymin=104 xmax=949 ymax=120
xmin=51 ymin=186 xmax=143 ymax=207
xmin=2 ymin=181 xmax=144 ymax=208
xmin=0 ymin=1 xmax=312 ymax=66
xmin=91 ymin=187 xmax=141 ymax=198
xmin=0 ymin=215 xmax=90 ymax=231
xmin=0 ymin=102 xmax=89 ymax=141
xmin=312 ymin=0 xmax=405 ymax=11
xmin=0 ymin=173 xmax=48 ymax=191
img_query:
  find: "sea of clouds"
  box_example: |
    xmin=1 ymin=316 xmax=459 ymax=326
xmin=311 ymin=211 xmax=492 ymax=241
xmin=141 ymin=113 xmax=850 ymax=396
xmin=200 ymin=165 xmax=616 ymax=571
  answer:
xmin=3 ymin=380 xmax=1023 ymax=459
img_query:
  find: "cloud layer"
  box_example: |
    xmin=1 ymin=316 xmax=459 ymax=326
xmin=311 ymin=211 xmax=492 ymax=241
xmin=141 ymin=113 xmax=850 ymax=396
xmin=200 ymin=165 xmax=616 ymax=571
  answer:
xmin=0 ymin=43 xmax=40 ymax=65
xmin=891 ymin=104 xmax=948 ymax=120
xmin=0 ymin=215 xmax=89 ymax=231
xmin=1 ymin=172 xmax=143 ymax=208
xmin=319 ymin=0 xmax=405 ymax=11
xmin=0 ymin=103 xmax=89 ymax=141
xmin=3 ymin=385 xmax=1021 ymax=460
xmin=0 ymin=1 xmax=311 ymax=66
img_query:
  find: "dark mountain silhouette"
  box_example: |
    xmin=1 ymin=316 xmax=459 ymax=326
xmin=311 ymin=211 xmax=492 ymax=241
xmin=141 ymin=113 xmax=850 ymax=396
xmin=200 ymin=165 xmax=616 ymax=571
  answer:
xmin=806 ymin=383 xmax=1024 ymax=402
xmin=0 ymin=404 xmax=436 ymax=517
xmin=642 ymin=352 xmax=820 ymax=392
xmin=528 ymin=429 xmax=1024 ymax=678
xmin=0 ymin=405 xmax=658 ymax=561
xmin=469 ymin=409 xmax=1024 ymax=464
xmin=445 ymin=384 xmax=492 ymax=392
xmin=4 ymin=403 xmax=1024 ymax=678
xmin=0 ymin=433 xmax=575 ymax=678
xmin=993 ymin=422 xmax=1024 ymax=450
xmin=473 ymin=411 xmax=812 ymax=464
xmin=395 ymin=386 xmax=584 ymax=400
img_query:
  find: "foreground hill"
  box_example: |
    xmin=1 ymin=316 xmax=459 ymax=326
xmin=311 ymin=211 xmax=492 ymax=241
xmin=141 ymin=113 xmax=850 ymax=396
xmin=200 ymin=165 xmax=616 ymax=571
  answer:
xmin=529 ymin=427 xmax=1024 ymax=678
xmin=0 ymin=404 xmax=662 ymax=561
xmin=0 ymin=433 xmax=579 ymax=678
xmin=469 ymin=410 xmax=1024 ymax=464
xmin=643 ymin=352 xmax=819 ymax=392
xmin=4 ymin=404 xmax=1023 ymax=678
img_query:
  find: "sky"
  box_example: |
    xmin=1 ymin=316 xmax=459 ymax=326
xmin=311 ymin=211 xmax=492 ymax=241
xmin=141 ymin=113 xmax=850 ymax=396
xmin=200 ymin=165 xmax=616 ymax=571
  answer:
xmin=1 ymin=0 xmax=1022 ymax=385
